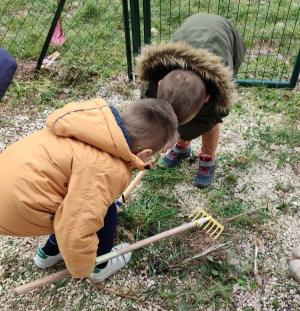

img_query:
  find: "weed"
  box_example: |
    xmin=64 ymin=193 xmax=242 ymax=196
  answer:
xmin=272 ymin=299 xmax=280 ymax=309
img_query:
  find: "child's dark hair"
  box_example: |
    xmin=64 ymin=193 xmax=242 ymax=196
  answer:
xmin=157 ymin=69 xmax=207 ymax=124
xmin=121 ymin=98 xmax=178 ymax=153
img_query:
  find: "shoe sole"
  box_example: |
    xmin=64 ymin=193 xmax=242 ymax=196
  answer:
xmin=91 ymin=259 xmax=129 ymax=283
xmin=193 ymin=180 xmax=213 ymax=188
xmin=90 ymin=243 xmax=131 ymax=283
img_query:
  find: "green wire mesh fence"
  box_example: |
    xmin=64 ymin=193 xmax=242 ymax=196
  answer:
xmin=0 ymin=0 xmax=129 ymax=78
xmin=146 ymin=0 xmax=300 ymax=87
xmin=1 ymin=0 xmax=299 ymax=86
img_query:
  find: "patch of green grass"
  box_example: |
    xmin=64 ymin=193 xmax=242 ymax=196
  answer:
xmin=0 ymin=118 xmax=13 ymax=127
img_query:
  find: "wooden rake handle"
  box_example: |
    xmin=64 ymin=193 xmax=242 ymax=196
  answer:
xmin=14 ymin=218 xmax=200 ymax=296
xmin=116 ymin=170 xmax=147 ymax=206
xmin=14 ymin=170 xmax=148 ymax=296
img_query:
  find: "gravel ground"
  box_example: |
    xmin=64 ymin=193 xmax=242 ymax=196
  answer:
xmin=0 ymin=80 xmax=300 ymax=310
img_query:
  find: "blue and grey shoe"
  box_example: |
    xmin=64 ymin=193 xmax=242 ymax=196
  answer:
xmin=193 ymin=154 xmax=217 ymax=188
xmin=33 ymin=247 xmax=63 ymax=268
xmin=163 ymin=142 xmax=191 ymax=168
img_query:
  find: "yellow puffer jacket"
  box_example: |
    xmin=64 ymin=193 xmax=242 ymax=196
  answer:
xmin=0 ymin=98 xmax=149 ymax=278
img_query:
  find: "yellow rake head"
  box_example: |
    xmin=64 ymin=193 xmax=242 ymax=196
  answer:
xmin=189 ymin=207 xmax=224 ymax=239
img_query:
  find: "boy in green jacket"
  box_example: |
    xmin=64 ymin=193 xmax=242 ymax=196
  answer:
xmin=135 ymin=13 xmax=246 ymax=188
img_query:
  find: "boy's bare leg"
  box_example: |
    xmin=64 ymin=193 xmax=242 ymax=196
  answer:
xmin=200 ymin=123 xmax=221 ymax=156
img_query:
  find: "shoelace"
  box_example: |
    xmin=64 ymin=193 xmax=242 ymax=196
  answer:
xmin=168 ymin=149 xmax=179 ymax=159
xmin=199 ymin=166 xmax=209 ymax=175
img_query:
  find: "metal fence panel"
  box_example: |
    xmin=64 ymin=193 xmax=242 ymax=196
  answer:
xmin=0 ymin=0 xmax=128 ymax=78
xmin=1 ymin=0 xmax=299 ymax=86
xmin=148 ymin=0 xmax=300 ymax=87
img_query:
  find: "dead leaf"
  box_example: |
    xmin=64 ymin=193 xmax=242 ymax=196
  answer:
xmin=293 ymin=166 xmax=299 ymax=175
xmin=254 ymin=237 xmax=264 ymax=251
xmin=278 ymin=191 xmax=285 ymax=198
xmin=178 ymin=213 xmax=185 ymax=218
xmin=267 ymin=100 xmax=276 ymax=106
xmin=170 ymin=202 xmax=181 ymax=209
xmin=283 ymin=93 xmax=291 ymax=99
xmin=123 ymin=230 xmax=135 ymax=243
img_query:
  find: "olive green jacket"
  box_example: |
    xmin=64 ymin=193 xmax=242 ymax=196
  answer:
xmin=135 ymin=13 xmax=246 ymax=112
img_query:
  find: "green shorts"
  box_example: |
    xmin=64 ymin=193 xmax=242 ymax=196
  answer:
xmin=178 ymin=99 xmax=229 ymax=141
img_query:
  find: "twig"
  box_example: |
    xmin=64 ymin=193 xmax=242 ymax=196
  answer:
xmin=92 ymin=281 xmax=144 ymax=302
xmin=162 ymin=241 xmax=232 ymax=270
xmin=221 ymin=206 xmax=266 ymax=223
xmin=221 ymin=233 xmax=246 ymax=238
xmin=253 ymin=237 xmax=263 ymax=277
xmin=176 ymin=194 xmax=193 ymax=212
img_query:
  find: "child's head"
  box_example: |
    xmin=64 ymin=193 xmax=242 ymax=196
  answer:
xmin=121 ymin=98 xmax=178 ymax=158
xmin=157 ymin=69 xmax=210 ymax=125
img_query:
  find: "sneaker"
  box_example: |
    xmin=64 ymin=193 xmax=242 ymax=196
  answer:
xmin=292 ymin=245 xmax=300 ymax=258
xmin=289 ymin=259 xmax=300 ymax=283
xmin=289 ymin=246 xmax=300 ymax=283
xmin=90 ymin=243 xmax=132 ymax=283
xmin=33 ymin=247 xmax=63 ymax=268
xmin=163 ymin=142 xmax=191 ymax=168
xmin=193 ymin=154 xmax=217 ymax=188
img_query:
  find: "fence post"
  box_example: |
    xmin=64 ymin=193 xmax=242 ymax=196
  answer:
xmin=143 ymin=0 xmax=151 ymax=44
xmin=289 ymin=49 xmax=300 ymax=88
xmin=129 ymin=0 xmax=141 ymax=58
xmin=122 ymin=0 xmax=133 ymax=81
xmin=36 ymin=0 xmax=67 ymax=70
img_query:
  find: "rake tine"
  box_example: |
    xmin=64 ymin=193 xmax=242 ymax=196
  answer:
xmin=214 ymin=230 xmax=222 ymax=239
xmin=210 ymin=227 xmax=220 ymax=236
xmin=190 ymin=207 xmax=224 ymax=239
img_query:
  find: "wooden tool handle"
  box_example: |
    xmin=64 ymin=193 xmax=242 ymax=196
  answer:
xmin=117 ymin=170 xmax=147 ymax=204
xmin=14 ymin=170 xmax=148 ymax=295
xmin=14 ymin=220 xmax=198 ymax=296
xmin=14 ymin=269 xmax=71 ymax=296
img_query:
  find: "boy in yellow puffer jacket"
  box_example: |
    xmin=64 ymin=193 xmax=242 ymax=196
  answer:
xmin=0 ymin=98 xmax=178 ymax=282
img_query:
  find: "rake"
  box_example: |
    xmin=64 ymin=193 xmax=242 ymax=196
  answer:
xmin=13 ymin=167 xmax=223 ymax=295
xmin=14 ymin=206 xmax=223 ymax=295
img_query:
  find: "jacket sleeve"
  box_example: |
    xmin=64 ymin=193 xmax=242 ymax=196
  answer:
xmin=53 ymin=164 xmax=131 ymax=278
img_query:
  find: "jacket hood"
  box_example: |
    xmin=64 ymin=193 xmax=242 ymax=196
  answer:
xmin=46 ymin=98 xmax=150 ymax=170
xmin=134 ymin=41 xmax=236 ymax=110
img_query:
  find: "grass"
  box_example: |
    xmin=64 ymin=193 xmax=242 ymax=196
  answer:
xmin=1 ymin=0 xmax=300 ymax=81
xmin=0 ymin=0 xmax=300 ymax=310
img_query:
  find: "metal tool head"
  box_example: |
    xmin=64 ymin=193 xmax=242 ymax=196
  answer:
xmin=189 ymin=207 xmax=224 ymax=239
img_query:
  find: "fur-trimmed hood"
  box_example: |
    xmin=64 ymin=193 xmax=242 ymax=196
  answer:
xmin=134 ymin=41 xmax=236 ymax=111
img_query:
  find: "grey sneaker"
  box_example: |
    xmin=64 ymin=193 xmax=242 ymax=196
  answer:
xmin=193 ymin=154 xmax=217 ymax=188
xmin=292 ymin=246 xmax=300 ymax=258
xmin=289 ymin=259 xmax=300 ymax=283
xmin=90 ymin=243 xmax=132 ymax=283
xmin=163 ymin=142 xmax=191 ymax=168
xmin=33 ymin=247 xmax=63 ymax=268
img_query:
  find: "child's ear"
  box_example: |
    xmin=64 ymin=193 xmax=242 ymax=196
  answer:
xmin=136 ymin=148 xmax=152 ymax=158
xmin=158 ymin=79 xmax=162 ymax=86
xmin=205 ymin=94 xmax=210 ymax=103
xmin=136 ymin=148 xmax=155 ymax=163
